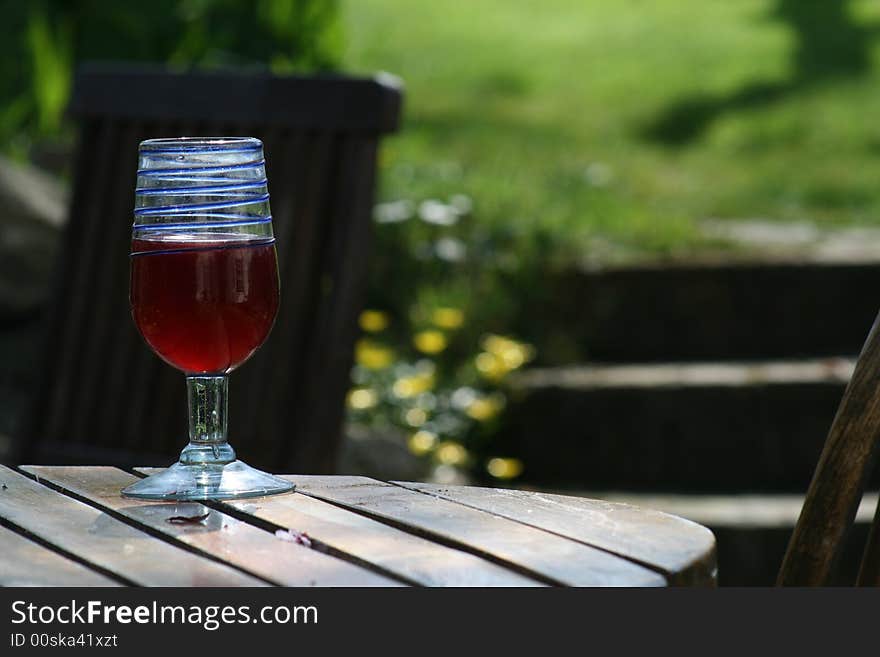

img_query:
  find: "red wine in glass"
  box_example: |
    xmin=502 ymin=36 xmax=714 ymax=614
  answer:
xmin=121 ymin=136 xmax=294 ymax=501
xmin=130 ymin=236 xmax=280 ymax=374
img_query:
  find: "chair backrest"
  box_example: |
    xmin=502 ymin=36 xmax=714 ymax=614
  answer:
xmin=18 ymin=65 xmax=402 ymax=473
xmin=779 ymin=310 xmax=880 ymax=585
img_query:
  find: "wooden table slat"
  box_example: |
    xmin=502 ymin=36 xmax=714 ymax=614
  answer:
xmin=396 ymin=482 xmax=717 ymax=586
xmin=221 ymin=483 xmax=542 ymax=587
xmin=281 ymin=475 xmax=667 ymax=586
xmin=0 ymin=524 xmax=120 ymax=587
xmin=25 ymin=466 xmax=400 ymax=587
xmin=0 ymin=466 xmax=263 ymax=586
xmin=138 ymin=467 xmax=538 ymax=586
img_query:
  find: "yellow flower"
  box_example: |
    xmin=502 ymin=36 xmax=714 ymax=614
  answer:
xmin=413 ymin=330 xmax=448 ymax=354
xmin=432 ymin=307 xmax=464 ymax=330
xmin=435 ymin=441 xmax=469 ymax=466
xmin=354 ymin=339 xmax=394 ymax=370
xmin=359 ymin=310 xmax=390 ymax=333
xmin=480 ymin=334 xmax=534 ymax=371
xmin=481 ymin=334 xmax=514 ymax=354
xmin=346 ymin=388 xmax=378 ymax=410
xmin=466 ymin=393 xmax=505 ymax=421
xmin=392 ymin=371 xmax=435 ymax=398
xmin=408 ymin=430 xmax=437 ymax=455
xmin=486 ymin=457 xmax=524 ymax=480
xmin=475 ymin=351 xmax=508 ymax=381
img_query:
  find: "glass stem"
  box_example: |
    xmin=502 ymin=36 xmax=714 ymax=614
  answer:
xmin=179 ymin=375 xmax=236 ymax=465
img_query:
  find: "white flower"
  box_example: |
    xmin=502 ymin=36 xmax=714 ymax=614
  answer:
xmin=374 ymin=199 xmax=415 ymax=223
xmin=435 ymin=237 xmax=467 ymax=262
xmin=584 ymin=162 xmax=614 ymax=187
xmin=419 ymin=199 xmax=459 ymax=226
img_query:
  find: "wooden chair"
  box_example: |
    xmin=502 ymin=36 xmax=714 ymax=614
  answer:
xmin=17 ymin=64 xmax=402 ymax=473
xmin=779 ymin=312 xmax=880 ymax=585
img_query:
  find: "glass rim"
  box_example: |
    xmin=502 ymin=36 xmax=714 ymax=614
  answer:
xmin=139 ymin=137 xmax=262 ymax=153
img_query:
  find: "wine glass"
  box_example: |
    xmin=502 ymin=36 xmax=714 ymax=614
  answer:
xmin=121 ymin=137 xmax=294 ymax=500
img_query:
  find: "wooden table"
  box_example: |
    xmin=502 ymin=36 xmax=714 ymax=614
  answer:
xmin=0 ymin=466 xmax=716 ymax=587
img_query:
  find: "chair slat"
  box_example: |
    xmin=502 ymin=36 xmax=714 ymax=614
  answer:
xmin=40 ymin=121 xmax=119 ymax=444
xmin=119 ymin=119 xmax=170 ymax=453
xmin=284 ymin=137 xmax=378 ymax=471
xmin=71 ymin=121 xmax=141 ymax=447
xmin=252 ymin=134 xmax=338 ymax=468
xmin=69 ymin=65 xmax=402 ymax=134
xmin=234 ymin=126 xmax=294 ymax=434
xmin=778 ymin=310 xmax=880 ymax=585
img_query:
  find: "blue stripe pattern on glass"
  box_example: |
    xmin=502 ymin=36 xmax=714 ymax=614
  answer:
xmin=133 ymin=137 xmax=273 ymax=242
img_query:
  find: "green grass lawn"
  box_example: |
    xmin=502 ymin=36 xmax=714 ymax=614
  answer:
xmin=341 ymin=0 xmax=880 ymax=259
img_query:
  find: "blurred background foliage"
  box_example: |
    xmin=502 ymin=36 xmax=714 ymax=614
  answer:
xmin=345 ymin=0 xmax=880 ymax=252
xmin=6 ymin=0 xmax=880 ymax=483
xmin=0 ymin=0 xmax=342 ymax=157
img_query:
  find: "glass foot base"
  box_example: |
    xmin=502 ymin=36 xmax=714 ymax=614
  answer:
xmin=121 ymin=460 xmax=295 ymax=501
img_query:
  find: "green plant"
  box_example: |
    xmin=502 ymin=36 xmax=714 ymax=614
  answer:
xmin=0 ymin=0 xmax=342 ymax=154
xmin=347 ymin=194 xmax=535 ymax=483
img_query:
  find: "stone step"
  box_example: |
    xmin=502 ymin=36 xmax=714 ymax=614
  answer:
xmin=512 ymin=258 xmax=880 ymax=364
xmin=582 ymin=490 xmax=876 ymax=530
xmin=570 ymin=490 xmax=878 ymax=586
xmin=497 ymin=359 xmax=854 ymax=491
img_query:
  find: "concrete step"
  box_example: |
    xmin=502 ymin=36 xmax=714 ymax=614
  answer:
xmin=497 ymin=359 xmax=854 ymax=491
xmin=511 ymin=258 xmax=880 ymax=364
xmin=571 ymin=490 xmax=878 ymax=586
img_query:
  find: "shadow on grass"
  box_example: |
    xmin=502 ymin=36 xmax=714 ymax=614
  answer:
xmin=643 ymin=0 xmax=879 ymax=145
